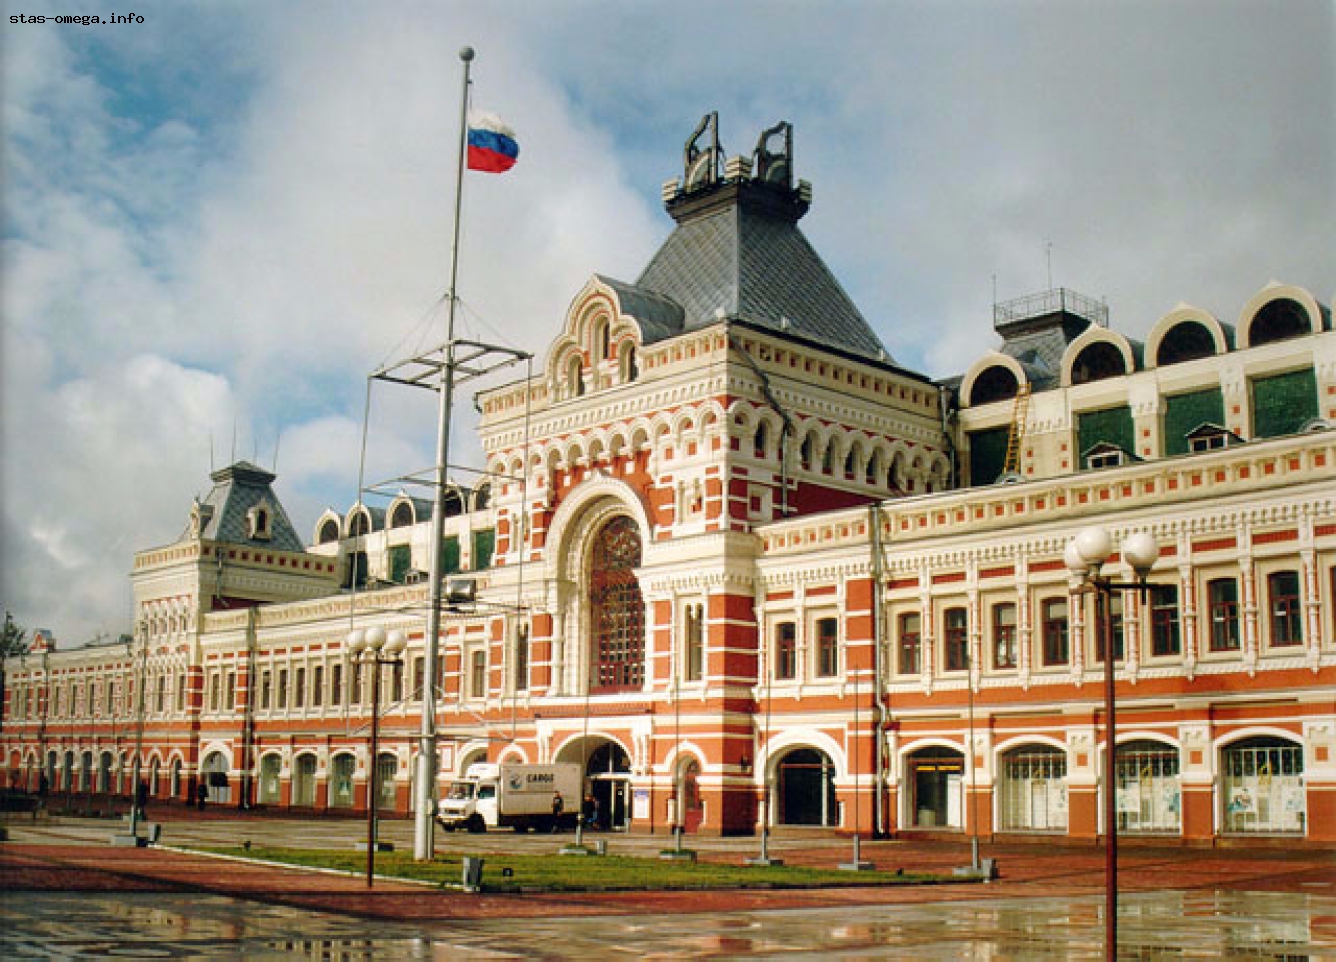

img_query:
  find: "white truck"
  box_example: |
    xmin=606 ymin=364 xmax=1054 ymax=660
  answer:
xmin=437 ymin=762 xmax=582 ymax=833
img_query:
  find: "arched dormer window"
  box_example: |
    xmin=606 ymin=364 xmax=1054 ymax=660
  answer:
xmin=246 ymin=504 xmax=272 ymax=541
xmin=442 ymin=488 xmax=464 ymax=518
xmin=1070 ymin=341 xmax=1127 ymax=385
xmin=970 ymin=365 xmax=1019 ymax=406
xmin=621 ymin=344 xmax=639 ymax=383
xmin=317 ymin=518 xmax=341 ymax=544
xmin=1156 ymin=321 xmax=1216 ymax=366
xmin=349 ymin=510 xmax=371 ymax=538
xmin=473 ymin=484 xmax=491 ymax=511
xmin=567 ymin=356 xmax=584 ymax=397
xmin=389 ymin=501 xmax=414 ymax=529
xmin=1249 ymin=298 xmax=1309 ymax=347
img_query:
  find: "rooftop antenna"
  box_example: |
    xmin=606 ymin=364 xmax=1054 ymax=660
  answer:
xmin=1046 ymin=241 xmax=1054 ymax=290
xmin=209 ymin=431 xmax=215 ymax=473
xmin=273 ymin=432 xmax=281 ymax=474
xmin=231 ymin=423 xmax=237 ymax=466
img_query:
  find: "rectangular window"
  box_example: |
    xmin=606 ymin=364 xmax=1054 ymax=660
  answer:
xmin=775 ymin=622 xmax=797 ymax=681
xmin=1151 ymin=585 xmax=1181 ymax=657
xmin=944 ymin=607 xmax=969 ymax=672
xmin=1164 ymin=388 xmax=1226 ymax=456
xmin=391 ymin=661 xmax=404 ymax=702
xmin=514 ymin=625 xmax=529 ymax=692
xmin=1077 ymin=405 xmax=1135 ymax=464
xmin=278 ymin=669 xmax=289 ymax=709
xmin=331 ymin=664 xmax=343 ymax=706
xmin=1267 ymin=570 xmax=1303 ymax=646
xmin=991 ymin=603 xmax=1017 ymax=669
xmin=1208 ymin=578 xmax=1241 ymax=651
xmin=208 ymin=674 xmax=220 ymax=712
xmin=155 ymin=676 xmax=166 ymax=713
xmin=225 ymin=671 xmax=236 ymax=710
xmin=472 ymin=529 xmax=496 ymax=571
xmin=388 ymin=544 xmax=412 ymax=584
xmin=897 ymin=612 xmax=921 ymax=674
xmin=815 ymin=617 xmax=839 ymax=678
xmin=1094 ymin=594 xmax=1124 ymax=662
xmin=684 ymin=604 xmax=704 ymax=682
xmin=469 ymin=650 xmax=486 ymax=699
xmin=294 ymin=667 xmax=306 ymax=708
xmin=441 ymin=536 xmax=461 ymax=575
xmin=313 ymin=665 xmax=324 ymax=707
xmin=1042 ymin=599 xmax=1069 ymax=666
xmin=967 ymin=427 xmax=1010 ymax=487
xmin=352 ymin=663 xmax=363 ymax=705
xmin=1251 ymin=367 xmax=1318 ymax=439
xmin=413 ymin=656 xmax=424 ymax=701
xmin=260 ymin=670 xmax=272 ymax=710
xmin=177 ymin=673 xmax=186 ymax=711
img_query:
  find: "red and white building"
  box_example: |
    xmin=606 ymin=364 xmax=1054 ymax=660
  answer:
xmin=4 ymin=118 xmax=1333 ymax=844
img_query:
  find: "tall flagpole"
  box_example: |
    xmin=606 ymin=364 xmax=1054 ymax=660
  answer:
xmin=414 ymin=44 xmax=474 ymax=862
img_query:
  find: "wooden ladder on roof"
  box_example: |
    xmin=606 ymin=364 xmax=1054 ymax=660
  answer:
xmin=1003 ymin=382 xmax=1032 ymax=477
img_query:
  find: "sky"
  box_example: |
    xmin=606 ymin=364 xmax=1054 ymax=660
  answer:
xmin=2 ymin=0 xmax=1332 ymax=646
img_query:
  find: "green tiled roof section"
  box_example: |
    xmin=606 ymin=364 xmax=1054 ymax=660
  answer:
xmin=1252 ymin=367 xmax=1317 ymax=438
xmin=968 ymin=427 xmax=1010 ymax=486
xmin=1164 ymin=388 xmax=1225 ymax=456
xmin=1078 ymin=405 xmax=1134 ymax=458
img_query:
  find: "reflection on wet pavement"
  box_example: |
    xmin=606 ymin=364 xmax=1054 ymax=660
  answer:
xmin=3 ymin=889 xmax=1332 ymax=959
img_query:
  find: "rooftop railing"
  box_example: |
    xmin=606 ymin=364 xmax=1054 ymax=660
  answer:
xmin=994 ymin=288 xmax=1108 ymax=328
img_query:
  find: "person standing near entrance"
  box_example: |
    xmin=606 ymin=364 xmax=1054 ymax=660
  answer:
xmin=196 ymin=781 xmax=208 ymax=811
xmin=550 ymin=790 xmax=564 ymax=832
xmin=135 ymin=779 xmax=149 ymax=818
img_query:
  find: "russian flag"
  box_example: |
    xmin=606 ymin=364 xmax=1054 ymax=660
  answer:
xmin=467 ymin=113 xmax=519 ymax=173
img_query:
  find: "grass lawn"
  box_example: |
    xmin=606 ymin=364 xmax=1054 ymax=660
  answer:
xmin=197 ymin=846 xmax=946 ymax=893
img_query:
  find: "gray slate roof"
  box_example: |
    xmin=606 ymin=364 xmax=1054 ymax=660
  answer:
xmin=631 ymin=184 xmax=892 ymax=362
xmin=185 ymin=460 xmax=306 ymax=552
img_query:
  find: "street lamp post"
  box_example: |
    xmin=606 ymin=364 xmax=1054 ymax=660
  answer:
xmin=348 ymin=626 xmax=406 ymax=888
xmin=1064 ymin=525 xmax=1159 ymax=960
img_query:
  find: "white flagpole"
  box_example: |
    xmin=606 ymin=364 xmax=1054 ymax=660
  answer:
xmin=414 ymin=44 xmax=474 ymax=863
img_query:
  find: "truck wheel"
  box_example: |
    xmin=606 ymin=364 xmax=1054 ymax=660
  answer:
xmin=513 ymin=824 xmax=529 ymax=834
xmin=467 ymin=815 xmax=486 ymax=834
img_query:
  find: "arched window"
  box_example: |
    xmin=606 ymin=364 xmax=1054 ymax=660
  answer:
xmin=621 ymin=345 xmax=639 ymax=383
xmin=1249 ymin=298 xmax=1309 ymax=347
xmin=593 ymin=319 xmax=610 ymax=361
xmin=473 ymin=484 xmax=491 ymax=511
xmin=567 ymin=356 xmax=584 ymax=397
xmin=1156 ymin=322 xmax=1216 ymax=366
xmin=589 ymin=516 xmax=645 ymax=693
xmin=753 ymin=422 xmax=768 ymax=459
xmin=442 ymin=488 xmax=464 ymax=518
xmin=1071 ymin=342 xmax=1127 ymax=385
xmin=970 ymin=365 xmax=1019 ymax=405
xmin=349 ymin=511 xmax=371 ymax=538
xmin=390 ymin=501 xmax=414 ymax=529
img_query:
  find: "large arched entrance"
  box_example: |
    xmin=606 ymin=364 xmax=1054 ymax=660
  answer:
xmin=905 ymin=746 xmax=964 ymax=829
xmin=776 ymin=748 xmax=839 ymax=827
xmin=588 ymin=516 xmax=645 ymax=693
xmin=557 ymin=736 xmax=632 ymax=831
xmin=201 ymin=751 xmax=231 ymax=805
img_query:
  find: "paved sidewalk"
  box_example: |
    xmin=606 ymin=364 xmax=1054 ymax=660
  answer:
xmin=3 ymin=815 xmax=1334 ymax=958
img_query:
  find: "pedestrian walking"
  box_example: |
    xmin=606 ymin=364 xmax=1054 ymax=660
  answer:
xmin=135 ymin=779 xmax=149 ymax=818
xmin=550 ymin=790 xmax=564 ymax=832
xmin=196 ymin=781 xmax=208 ymax=811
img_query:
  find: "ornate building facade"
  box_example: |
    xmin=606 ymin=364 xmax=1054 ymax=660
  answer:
xmin=4 ymin=117 xmax=1333 ymax=844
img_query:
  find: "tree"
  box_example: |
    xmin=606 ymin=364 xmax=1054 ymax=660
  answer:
xmin=1 ymin=611 xmax=29 ymax=731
